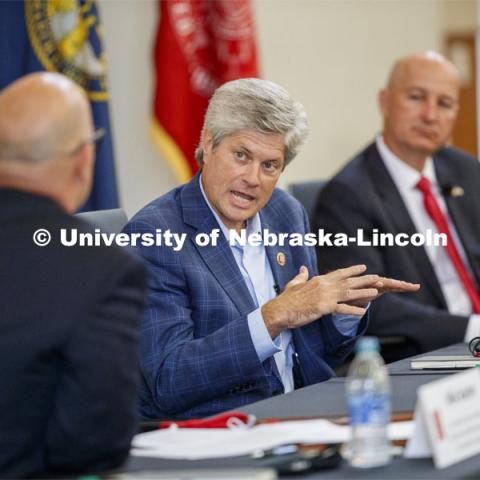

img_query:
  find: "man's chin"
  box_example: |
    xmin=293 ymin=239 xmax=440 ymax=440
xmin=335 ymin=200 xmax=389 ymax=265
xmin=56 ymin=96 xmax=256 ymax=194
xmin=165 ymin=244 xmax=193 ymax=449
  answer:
xmin=408 ymin=140 xmax=442 ymax=156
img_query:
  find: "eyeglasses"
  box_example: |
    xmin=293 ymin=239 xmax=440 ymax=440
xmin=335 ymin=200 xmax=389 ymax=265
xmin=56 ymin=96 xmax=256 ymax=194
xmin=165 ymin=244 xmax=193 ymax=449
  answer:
xmin=67 ymin=127 xmax=106 ymax=157
xmin=0 ymin=128 xmax=107 ymax=163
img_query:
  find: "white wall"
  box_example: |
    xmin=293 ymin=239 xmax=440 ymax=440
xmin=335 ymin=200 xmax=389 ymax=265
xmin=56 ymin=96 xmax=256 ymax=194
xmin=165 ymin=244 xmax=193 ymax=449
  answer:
xmin=100 ymin=0 xmax=174 ymax=217
xmin=99 ymin=0 xmax=475 ymax=217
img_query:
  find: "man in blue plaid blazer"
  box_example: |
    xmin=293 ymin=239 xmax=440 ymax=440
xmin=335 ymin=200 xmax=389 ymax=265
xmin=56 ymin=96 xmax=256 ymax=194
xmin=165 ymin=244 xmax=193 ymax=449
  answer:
xmin=125 ymin=79 xmax=419 ymax=420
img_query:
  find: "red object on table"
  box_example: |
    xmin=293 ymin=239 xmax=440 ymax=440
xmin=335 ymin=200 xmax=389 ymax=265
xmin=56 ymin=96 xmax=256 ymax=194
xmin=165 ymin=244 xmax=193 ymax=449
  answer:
xmin=158 ymin=411 xmax=255 ymax=429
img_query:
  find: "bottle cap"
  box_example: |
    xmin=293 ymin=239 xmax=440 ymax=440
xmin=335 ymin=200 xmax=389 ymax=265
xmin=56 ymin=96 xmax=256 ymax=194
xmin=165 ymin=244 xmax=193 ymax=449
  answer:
xmin=355 ymin=336 xmax=380 ymax=353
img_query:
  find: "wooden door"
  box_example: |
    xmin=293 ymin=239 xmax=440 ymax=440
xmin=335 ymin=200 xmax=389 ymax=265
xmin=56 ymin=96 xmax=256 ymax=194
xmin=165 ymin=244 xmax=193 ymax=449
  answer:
xmin=446 ymin=33 xmax=477 ymax=157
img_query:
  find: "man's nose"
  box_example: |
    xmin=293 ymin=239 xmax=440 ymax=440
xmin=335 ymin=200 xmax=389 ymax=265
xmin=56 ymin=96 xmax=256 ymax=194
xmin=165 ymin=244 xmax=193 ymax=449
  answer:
xmin=243 ymin=162 xmax=261 ymax=186
xmin=420 ymin=98 xmax=438 ymax=123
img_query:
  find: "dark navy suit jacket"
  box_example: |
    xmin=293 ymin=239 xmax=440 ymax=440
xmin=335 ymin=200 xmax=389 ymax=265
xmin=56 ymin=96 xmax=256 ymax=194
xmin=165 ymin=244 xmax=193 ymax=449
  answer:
xmin=0 ymin=190 xmax=146 ymax=478
xmin=124 ymin=174 xmax=367 ymax=420
xmin=313 ymin=142 xmax=480 ymax=361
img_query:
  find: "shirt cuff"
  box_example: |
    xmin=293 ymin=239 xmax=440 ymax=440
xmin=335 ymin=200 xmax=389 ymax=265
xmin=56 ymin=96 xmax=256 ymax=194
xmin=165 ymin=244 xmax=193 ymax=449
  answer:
xmin=464 ymin=314 xmax=480 ymax=342
xmin=332 ymin=303 xmax=369 ymax=337
xmin=247 ymin=308 xmax=282 ymax=363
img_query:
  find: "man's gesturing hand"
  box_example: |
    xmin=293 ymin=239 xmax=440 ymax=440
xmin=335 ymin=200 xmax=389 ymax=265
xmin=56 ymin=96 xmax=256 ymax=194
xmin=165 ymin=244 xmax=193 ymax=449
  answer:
xmin=346 ymin=277 xmax=420 ymax=307
xmin=261 ymin=264 xmax=381 ymax=339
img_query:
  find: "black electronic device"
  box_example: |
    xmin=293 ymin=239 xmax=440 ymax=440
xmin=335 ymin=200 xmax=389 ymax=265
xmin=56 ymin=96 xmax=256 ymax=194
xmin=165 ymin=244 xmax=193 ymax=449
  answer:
xmin=468 ymin=337 xmax=480 ymax=358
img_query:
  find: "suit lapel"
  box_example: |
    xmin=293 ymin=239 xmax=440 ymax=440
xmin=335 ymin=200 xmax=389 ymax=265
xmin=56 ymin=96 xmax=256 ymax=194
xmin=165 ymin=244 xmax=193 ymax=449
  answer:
xmin=181 ymin=177 xmax=291 ymax=388
xmin=260 ymin=213 xmax=300 ymax=386
xmin=434 ymin=154 xmax=480 ymax=284
xmin=260 ymin=210 xmax=299 ymax=292
xmin=366 ymin=145 xmax=446 ymax=305
xmin=181 ymin=175 xmax=256 ymax=317
xmin=260 ymin=209 xmax=300 ymax=386
xmin=264 ymin=237 xmax=294 ymax=292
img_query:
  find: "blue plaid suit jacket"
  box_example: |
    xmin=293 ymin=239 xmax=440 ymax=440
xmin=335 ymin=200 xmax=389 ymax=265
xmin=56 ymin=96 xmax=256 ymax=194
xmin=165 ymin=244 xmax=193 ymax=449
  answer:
xmin=124 ymin=174 xmax=367 ymax=420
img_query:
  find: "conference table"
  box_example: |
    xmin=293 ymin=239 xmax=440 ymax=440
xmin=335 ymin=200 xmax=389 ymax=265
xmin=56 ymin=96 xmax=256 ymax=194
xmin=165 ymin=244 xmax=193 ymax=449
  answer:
xmin=126 ymin=342 xmax=480 ymax=478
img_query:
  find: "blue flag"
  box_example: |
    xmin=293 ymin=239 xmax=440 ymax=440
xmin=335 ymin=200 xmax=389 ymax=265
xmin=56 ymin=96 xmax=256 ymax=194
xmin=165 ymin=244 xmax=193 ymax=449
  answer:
xmin=0 ymin=0 xmax=119 ymax=212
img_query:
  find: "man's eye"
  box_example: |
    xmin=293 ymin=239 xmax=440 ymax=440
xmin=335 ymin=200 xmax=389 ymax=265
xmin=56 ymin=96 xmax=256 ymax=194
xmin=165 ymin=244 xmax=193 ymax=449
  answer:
xmin=234 ymin=151 xmax=246 ymax=161
xmin=408 ymin=92 xmax=423 ymax=101
xmin=263 ymin=161 xmax=277 ymax=173
xmin=439 ymin=99 xmax=455 ymax=109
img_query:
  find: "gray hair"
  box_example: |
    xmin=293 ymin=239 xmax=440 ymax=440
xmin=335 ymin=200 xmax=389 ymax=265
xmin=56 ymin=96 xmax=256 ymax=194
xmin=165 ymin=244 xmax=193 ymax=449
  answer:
xmin=195 ymin=78 xmax=308 ymax=167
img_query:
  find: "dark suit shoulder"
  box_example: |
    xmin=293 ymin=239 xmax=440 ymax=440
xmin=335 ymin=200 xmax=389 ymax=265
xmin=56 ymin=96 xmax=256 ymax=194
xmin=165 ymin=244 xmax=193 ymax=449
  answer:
xmin=435 ymin=146 xmax=480 ymax=176
xmin=44 ymin=212 xmax=145 ymax=284
xmin=438 ymin=145 xmax=477 ymax=161
xmin=327 ymin=142 xmax=377 ymax=186
xmin=318 ymin=150 xmax=375 ymax=208
xmin=313 ymin=142 xmax=386 ymax=233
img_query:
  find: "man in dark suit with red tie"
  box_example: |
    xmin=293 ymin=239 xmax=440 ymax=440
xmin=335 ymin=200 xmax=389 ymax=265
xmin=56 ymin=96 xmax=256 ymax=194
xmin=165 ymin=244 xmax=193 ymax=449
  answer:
xmin=314 ymin=51 xmax=480 ymax=362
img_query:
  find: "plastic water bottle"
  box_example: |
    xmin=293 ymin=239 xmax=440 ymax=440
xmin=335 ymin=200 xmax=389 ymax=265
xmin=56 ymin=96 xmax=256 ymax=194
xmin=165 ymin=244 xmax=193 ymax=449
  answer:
xmin=346 ymin=336 xmax=391 ymax=468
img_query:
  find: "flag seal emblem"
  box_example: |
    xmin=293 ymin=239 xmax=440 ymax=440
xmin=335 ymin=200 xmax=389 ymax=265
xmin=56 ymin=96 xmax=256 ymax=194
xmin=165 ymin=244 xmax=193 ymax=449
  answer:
xmin=25 ymin=0 xmax=109 ymax=101
xmin=168 ymin=0 xmax=257 ymax=97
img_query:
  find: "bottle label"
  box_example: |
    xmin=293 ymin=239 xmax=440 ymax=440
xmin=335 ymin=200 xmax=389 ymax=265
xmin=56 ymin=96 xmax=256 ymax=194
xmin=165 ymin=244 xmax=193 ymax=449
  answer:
xmin=348 ymin=393 xmax=390 ymax=425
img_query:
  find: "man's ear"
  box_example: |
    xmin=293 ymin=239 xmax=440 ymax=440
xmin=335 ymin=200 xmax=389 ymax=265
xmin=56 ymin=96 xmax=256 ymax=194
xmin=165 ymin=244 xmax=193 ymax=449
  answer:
xmin=71 ymin=143 xmax=94 ymax=197
xmin=203 ymin=130 xmax=213 ymax=164
xmin=378 ymin=89 xmax=388 ymax=117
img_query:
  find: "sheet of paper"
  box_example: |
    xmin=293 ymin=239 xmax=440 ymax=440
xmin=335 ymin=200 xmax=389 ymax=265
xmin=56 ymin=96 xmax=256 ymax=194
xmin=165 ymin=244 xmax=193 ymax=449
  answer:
xmin=403 ymin=405 xmax=432 ymax=459
xmin=389 ymin=420 xmax=415 ymax=440
xmin=131 ymin=419 xmax=414 ymax=460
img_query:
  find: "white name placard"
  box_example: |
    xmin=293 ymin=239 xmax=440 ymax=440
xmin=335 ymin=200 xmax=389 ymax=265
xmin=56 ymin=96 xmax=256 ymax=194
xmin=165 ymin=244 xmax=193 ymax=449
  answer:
xmin=405 ymin=368 xmax=480 ymax=469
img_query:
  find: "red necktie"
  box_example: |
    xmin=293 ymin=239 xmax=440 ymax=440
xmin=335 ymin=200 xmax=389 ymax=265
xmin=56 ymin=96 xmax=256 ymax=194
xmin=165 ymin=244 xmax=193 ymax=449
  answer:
xmin=416 ymin=176 xmax=480 ymax=313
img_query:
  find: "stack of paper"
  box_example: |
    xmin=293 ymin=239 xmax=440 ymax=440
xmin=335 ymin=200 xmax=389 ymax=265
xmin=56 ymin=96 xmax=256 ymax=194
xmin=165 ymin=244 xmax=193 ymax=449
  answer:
xmin=131 ymin=419 xmax=414 ymax=459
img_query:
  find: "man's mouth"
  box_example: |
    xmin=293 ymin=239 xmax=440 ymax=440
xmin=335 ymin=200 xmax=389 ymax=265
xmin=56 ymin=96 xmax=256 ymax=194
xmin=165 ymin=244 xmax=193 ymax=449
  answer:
xmin=231 ymin=190 xmax=256 ymax=206
xmin=413 ymin=127 xmax=437 ymax=139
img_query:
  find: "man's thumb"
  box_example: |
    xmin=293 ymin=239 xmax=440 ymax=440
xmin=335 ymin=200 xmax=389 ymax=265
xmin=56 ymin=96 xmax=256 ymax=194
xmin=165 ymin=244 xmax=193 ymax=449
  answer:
xmin=287 ymin=265 xmax=309 ymax=288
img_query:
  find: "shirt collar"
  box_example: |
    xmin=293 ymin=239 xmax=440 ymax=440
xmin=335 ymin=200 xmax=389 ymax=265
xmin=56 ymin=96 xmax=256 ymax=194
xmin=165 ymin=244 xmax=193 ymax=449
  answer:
xmin=199 ymin=173 xmax=262 ymax=248
xmin=376 ymin=134 xmax=438 ymax=193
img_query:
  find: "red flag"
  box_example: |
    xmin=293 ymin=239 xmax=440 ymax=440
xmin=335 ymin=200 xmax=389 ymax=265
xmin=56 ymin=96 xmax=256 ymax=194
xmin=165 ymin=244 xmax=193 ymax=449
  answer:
xmin=151 ymin=0 xmax=259 ymax=183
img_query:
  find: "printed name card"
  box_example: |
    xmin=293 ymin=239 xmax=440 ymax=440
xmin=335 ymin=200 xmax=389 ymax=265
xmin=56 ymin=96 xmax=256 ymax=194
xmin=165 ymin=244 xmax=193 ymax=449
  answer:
xmin=405 ymin=368 xmax=480 ymax=468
